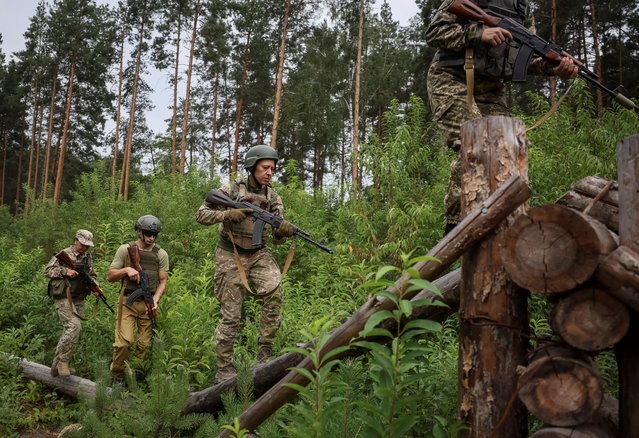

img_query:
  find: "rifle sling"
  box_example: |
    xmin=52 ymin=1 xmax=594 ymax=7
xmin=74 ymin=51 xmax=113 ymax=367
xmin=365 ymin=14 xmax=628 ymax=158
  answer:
xmin=225 ymin=224 xmax=254 ymax=294
xmin=527 ymin=80 xmax=575 ymax=132
xmin=281 ymin=242 xmax=296 ymax=277
xmin=464 ymin=47 xmax=476 ymax=107
xmin=64 ymin=278 xmax=86 ymax=321
xmin=117 ymin=284 xmax=126 ymax=332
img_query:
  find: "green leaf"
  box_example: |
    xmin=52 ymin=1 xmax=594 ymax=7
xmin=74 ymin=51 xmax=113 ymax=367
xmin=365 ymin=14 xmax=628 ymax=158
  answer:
xmin=406 ymin=278 xmax=442 ymax=295
xmin=361 ymin=310 xmax=395 ymax=335
xmin=399 ymin=298 xmax=413 ymax=317
xmin=403 ymin=319 xmax=442 ymax=333
xmin=375 ymin=265 xmax=400 ymax=281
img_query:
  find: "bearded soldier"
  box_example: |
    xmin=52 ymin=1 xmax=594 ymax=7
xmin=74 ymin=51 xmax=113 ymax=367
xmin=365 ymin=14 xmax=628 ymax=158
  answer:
xmin=426 ymin=0 xmax=578 ymax=234
xmin=195 ymin=144 xmax=295 ymax=384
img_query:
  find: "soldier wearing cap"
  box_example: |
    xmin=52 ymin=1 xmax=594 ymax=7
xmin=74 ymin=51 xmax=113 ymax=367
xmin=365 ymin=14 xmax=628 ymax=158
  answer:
xmin=195 ymin=144 xmax=295 ymax=384
xmin=45 ymin=229 xmax=98 ymax=377
xmin=107 ymin=215 xmax=169 ymax=383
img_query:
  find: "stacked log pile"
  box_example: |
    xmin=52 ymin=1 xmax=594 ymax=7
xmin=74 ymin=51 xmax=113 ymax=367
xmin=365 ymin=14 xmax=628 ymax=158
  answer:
xmin=503 ymin=155 xmax=639 ymax=438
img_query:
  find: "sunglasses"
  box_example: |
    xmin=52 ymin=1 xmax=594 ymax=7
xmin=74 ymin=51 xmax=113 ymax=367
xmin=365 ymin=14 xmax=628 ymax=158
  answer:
xmin=142 ymin=230 xmax=158 ymax=238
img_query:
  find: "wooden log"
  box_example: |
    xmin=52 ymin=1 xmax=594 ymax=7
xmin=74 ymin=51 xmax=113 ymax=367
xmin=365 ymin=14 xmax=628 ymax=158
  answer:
xmin=529 ymin=393 xmax=618 ymax=438
xmin=0 ymin=354 xmax=98 ymax=399
xmin=613 ymin=133 xmax=639 ymax=438
xmin=518 ymin=343 xmax=604 ymax=427
xmin=556 ymin=176 xmax=619 ymax=233
xmin=596 ymin=245 xmax=639 ymax=312
xmin=218 ymin=173 xmax=532 ymax=436
xmin=458 ymin=116 xmax=530 ymax=438
xmin=550 ymin=286 xmax=630 ymax=351
xmin=503 ymin=204 xmax=617 ymax=294
xmin=183 ymin=269 xmax=461 ymax=414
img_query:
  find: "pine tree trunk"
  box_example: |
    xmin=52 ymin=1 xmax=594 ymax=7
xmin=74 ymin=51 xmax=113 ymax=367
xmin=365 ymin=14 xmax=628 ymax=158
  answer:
xmin=0 ymin=134 xmax=6 ymax=205
xmin=15 ymin=137 xmax=24 ymax=210
xmin=33 ymin=104 xmax=44 ymax=198
xmin=112 ymin=29 xmax=125 ymax=198
xmin=179 ymin=0 xmax=200 ymax=174
xmin=171 ymin=13 xmax=182 ymax=176
xmin=351 ymin=0 xmax=364 ymax=195
xmin=24 ymin=79 xmax=41 ymax=217
xmin=53 ymin=53 xmax=77 ymax=209
xmin=232 ymin=41 xmax=250 ymax=178
xmin=270 ymin=0 xmax=291 ymax=149
xmin=209 ymin=73 xmax=219 ymax=179
xmin=120 ymin=7 xmax=147 ymax=201
xmin=41 ymin=65 xmax=59 ymax=200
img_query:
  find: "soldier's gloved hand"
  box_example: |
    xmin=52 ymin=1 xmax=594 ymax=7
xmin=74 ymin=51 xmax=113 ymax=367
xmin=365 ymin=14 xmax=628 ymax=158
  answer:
xmin=275 ymin=220 xmax=295 ymax=237
xmin=224 ymin=208 xmax=253 ymax=223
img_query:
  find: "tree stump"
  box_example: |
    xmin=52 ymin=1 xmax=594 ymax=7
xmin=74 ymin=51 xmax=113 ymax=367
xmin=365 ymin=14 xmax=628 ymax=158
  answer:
xmin=530 ymin=425 xmax=613 ymax=438
xmin=551 ymin=286 xmax=629 ymax=351
xmin=503 ymin=204 xmax=617 ymax=293
xmin=518 ymin=344 xmax=604 ymax=427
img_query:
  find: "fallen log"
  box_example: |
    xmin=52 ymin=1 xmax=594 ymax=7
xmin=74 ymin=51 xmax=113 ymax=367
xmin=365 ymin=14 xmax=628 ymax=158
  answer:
xmin=503 ymin=204 xmax=617 ymax=294
xmin=529 ymin=393 xmax=618 ymax=438
xmin=518 ymin=343 xmax=604 ymax=427
xmin=219 ymin=174 xmax=532 ymax=436
xmin=550 ymin=286 xmax=629 ymax=352
xmin=556 ymin=176 xmax=619 ymax=233
xmin=0 ymin=354 xmax=97 ymax=400
xmin=182 ymin=268 xmax=461 ymax=414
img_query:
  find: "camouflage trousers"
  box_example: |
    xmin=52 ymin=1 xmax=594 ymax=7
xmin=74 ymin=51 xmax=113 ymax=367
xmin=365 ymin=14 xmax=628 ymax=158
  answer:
xmin=213 ymin=246 xmax=282 ymax=378
xmin=53 ymin=298 xmax=85 ymax=366
xmin=427 ymin=65 xmax=510 ymax=224
xmin=110 ymin=298 xmax=154 ymax=380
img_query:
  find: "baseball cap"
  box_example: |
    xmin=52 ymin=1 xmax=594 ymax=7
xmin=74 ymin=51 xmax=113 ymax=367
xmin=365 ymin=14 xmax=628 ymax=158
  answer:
xmin=75 ymin=229 xmax=94 ymax=247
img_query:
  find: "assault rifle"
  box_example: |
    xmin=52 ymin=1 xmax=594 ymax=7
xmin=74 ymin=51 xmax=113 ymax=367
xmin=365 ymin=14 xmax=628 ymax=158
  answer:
xmin=447 ymin=0 xmax=636 ymax=109
xmin=206 ymin=189 xmax=334 ymax=254
xmin=54 ymin=251 xmax=115 ymax=314
xmin=125 ymin=245 xmax=157 ymax=328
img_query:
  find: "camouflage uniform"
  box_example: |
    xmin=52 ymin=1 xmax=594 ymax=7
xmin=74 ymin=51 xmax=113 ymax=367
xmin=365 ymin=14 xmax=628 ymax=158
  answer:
xmin=426 ymin=0 xmax=555 ymax=224
xmin=45 ymin=233 xmax=97 ymax=375
xmin=195 ymin=177 xmax=286 ymax=382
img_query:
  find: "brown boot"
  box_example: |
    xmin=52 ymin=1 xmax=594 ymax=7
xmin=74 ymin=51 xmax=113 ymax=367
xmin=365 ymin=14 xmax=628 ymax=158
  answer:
xmin=214 ymin=365 xmax=236 ymax=385
xmin=57 ymin=362 xmax=71 ymax=377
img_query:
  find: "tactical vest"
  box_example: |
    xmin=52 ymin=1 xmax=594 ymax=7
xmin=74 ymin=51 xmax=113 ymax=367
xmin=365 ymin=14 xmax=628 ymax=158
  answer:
xmin=123 ymin=242 xmax=160 ymax=292
xmin=434 ymin=0 xmax=529 ymax=80
xmin=219 ymin=178 xmax=277 ymax=250
xmin=69 ymin=261 xmax=88 ymax=298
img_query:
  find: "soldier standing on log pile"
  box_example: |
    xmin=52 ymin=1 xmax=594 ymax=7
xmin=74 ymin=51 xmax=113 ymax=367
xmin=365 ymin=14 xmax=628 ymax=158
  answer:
xmin=425 ymin=0 xmax=578 ymax=235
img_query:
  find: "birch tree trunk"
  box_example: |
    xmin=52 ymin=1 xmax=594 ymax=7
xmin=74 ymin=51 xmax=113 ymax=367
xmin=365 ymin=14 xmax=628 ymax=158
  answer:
xmin=209 ymin=73 xmax=219 ymax=179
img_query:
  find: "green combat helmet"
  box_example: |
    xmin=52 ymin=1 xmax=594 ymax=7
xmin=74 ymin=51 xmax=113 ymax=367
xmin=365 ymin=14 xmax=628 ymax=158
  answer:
xmin=135 ymin=215 xmax=162 ymax=233
xmin=244 ymin=145 xmax=279 ymax=171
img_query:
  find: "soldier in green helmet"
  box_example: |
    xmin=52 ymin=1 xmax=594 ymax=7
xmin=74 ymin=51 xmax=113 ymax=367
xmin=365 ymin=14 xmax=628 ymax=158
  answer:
xmin=195 ymin=144 xmax=295 ymax=384
xmin=107 ymin=215 xmax=169 ymax=382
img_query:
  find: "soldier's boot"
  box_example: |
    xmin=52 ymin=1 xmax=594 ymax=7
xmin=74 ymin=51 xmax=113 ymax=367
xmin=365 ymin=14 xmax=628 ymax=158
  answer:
xmin=214 ymin=365 xmax=236 ymax=385
xmin=50 ymin=359 xmax=59 ymax=377
xmin=57 ymin=362 xmax=72 ymax=377
xmin=256 ymin=345 xmax=273 ymax=364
